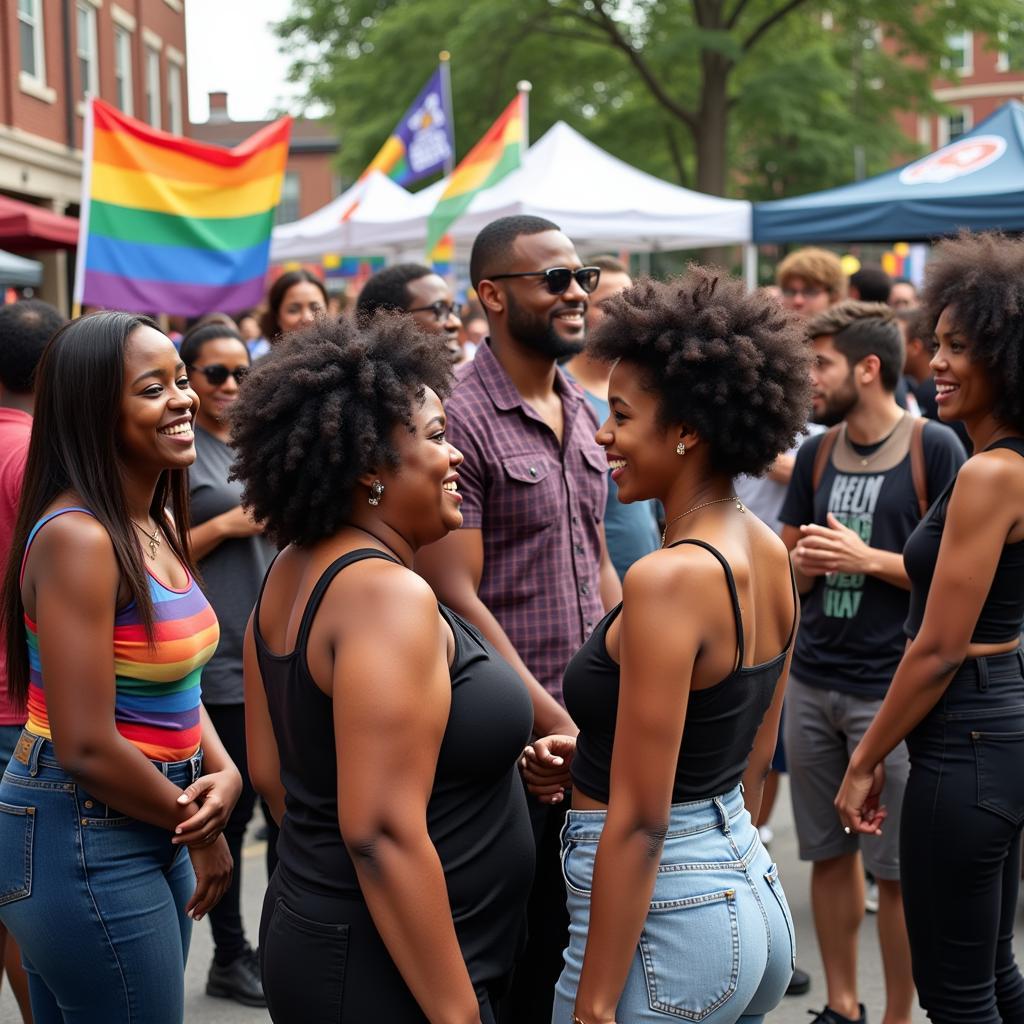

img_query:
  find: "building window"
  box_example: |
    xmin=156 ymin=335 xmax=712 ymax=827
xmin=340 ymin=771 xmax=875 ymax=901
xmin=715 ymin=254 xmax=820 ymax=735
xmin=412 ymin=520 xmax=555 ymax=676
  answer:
xmin=943 ymin=30 xmax=973 ymax=75
xmin=145 ymin=47 xmax=161 ymax=128
xmin=114 ymin=26 xmax=134 ymax=114
xmin=997 ymin=19 xmax=1024 ymax=72
xmin=76 ymin=3 xmax=99 ymax=102
xmin=276 ymin=172 xmax=301 ymax=225
xmin=18 ymin=0 xmax=46 ymax=83
xmin=167 ymin=62 xmax=183 ymax=135
xmin=940 ymin=107 xmax=973 ymax=146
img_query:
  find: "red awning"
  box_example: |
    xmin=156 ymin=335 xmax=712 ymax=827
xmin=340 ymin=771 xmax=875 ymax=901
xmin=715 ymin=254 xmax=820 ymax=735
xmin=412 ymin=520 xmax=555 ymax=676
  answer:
xmin=0 ymin=195 xmax=79 ymax=251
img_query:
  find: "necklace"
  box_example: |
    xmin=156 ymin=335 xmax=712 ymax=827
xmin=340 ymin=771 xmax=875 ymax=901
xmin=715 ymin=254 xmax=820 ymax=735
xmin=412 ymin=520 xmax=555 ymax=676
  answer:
xmin=844 ymin=416 xmax=904 ymax=468
xmin=661 ymin=495 xmax=745 ymax=547
xmin=131 ymin=519 xmax=162 ymax=561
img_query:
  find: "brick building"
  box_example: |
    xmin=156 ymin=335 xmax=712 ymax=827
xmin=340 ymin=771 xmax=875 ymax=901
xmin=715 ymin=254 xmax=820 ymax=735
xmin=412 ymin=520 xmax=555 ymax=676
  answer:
xmin=189 ymin=92 xmax=340 ymax=226
xmin=0 ymin=0 xmax=187 ymax=309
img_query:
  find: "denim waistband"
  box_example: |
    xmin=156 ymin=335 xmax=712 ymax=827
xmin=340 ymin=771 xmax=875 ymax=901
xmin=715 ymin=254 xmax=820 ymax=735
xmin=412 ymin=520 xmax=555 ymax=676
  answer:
xmin=949 ymin=647 xmax=1024 ymax=690
xmin=564 ymin=783 xmax=747 ymax=842
xmin=5 ymin=730 xmax=202 ymax=786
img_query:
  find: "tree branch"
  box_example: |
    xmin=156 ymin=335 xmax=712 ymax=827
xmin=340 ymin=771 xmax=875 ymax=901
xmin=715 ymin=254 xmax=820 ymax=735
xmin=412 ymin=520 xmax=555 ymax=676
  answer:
xmin=725 ymin=0 xmax=752 ymax=30
xmin=664 ymin=123 xmax=690 ymax=187
xmin=741 ymin=0 xmax=815 ymax=53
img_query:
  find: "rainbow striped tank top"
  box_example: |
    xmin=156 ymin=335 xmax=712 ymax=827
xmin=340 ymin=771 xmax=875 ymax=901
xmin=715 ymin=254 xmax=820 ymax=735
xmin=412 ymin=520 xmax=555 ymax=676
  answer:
xmin=21 ymin=507 xmax=219 ymax=762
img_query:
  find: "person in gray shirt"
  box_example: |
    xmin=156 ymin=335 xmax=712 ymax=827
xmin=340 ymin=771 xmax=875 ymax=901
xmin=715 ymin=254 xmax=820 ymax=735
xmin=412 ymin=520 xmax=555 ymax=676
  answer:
xmin=183 ymin=321 xmax=275 ymax=1009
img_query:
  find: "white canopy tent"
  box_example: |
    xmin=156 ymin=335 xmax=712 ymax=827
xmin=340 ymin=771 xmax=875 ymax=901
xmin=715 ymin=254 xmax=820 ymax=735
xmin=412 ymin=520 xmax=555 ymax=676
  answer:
xmin=270 ymin=121 xmax=752 ymax=261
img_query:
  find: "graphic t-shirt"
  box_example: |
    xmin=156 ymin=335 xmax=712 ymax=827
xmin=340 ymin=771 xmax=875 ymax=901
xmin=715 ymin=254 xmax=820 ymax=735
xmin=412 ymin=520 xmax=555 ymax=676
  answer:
xmin=779 ymin=417 xmax=965 ymax=698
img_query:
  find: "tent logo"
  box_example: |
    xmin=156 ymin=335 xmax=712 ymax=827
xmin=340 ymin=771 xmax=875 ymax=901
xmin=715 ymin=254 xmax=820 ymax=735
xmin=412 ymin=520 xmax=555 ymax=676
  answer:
xmin=899 ymin=135 xmax=1007 ymax=185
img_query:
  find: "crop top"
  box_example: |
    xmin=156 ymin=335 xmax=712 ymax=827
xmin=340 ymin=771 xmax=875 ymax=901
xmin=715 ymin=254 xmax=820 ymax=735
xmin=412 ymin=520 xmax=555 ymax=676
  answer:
xmin=904 ymin=438 xmax=1024 ymax=643
xmin=21 ymin=507 xmax=219 ymax=762
xmin=563 ymin=538 xmax=797 ymax=805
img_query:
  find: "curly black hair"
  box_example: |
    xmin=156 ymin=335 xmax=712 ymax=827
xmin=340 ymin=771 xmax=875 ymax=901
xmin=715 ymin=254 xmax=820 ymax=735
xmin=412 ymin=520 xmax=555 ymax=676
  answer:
xmin=922 ymin=231 xmax=1024 ymax=433
xmin=590 ymin=267 xmax=812 ymax=477
xmin=229 ymin=312 xmax=454 ymax=547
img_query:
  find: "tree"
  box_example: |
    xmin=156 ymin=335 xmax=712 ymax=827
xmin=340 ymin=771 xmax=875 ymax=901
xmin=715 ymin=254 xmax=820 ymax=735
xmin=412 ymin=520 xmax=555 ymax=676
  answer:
xmin=276 ymin=0 xmax=1022 ymax=199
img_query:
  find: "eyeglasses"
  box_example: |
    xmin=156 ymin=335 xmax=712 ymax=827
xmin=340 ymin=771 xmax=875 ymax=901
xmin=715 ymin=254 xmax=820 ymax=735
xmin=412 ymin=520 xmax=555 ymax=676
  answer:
xmin=407 ymin=300 xmax=459 ymax=322
xmin=782 ymin=286 xmax=826 ymax=300
xmin=189 ymin=364 xmax=250 ymax=386
xmin=488 ymin=266 xmax=602 ymax=295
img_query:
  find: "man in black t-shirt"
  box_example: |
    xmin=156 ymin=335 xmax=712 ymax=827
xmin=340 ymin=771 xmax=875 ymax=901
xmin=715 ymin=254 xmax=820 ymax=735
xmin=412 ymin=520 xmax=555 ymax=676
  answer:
xmin=779 ymin=302 xmax=965 ymax=1024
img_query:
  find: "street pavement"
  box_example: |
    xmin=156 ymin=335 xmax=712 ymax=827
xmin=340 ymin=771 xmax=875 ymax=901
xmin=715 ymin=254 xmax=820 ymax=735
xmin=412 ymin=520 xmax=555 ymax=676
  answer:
xmin=1 ymin=776 xmax=1007 ymax=1022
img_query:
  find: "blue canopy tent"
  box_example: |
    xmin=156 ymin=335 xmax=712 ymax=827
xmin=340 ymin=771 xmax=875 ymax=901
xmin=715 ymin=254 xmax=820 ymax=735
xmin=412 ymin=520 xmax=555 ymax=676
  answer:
xmin=752 ymin=101 xmax=1024 ymax=243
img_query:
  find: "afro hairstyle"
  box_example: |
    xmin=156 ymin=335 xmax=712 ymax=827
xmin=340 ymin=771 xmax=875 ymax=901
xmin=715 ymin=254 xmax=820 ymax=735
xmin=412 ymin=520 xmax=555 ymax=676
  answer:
xmin=590 ymin=267 xmax=813 ymax=477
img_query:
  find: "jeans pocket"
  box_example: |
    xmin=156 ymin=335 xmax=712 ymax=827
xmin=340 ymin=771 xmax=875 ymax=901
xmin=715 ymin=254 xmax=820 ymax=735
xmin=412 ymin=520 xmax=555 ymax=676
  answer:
xmin=560 ymin=838 xmax=592 ymax=897
xmin=263 ymin=898 xmax=349 ymax=1023
xmin=0 ymin=801 xmax=35 ymax=907
xmin=639 ymin=888 xmax=739 ymax=1020
xmin=764 ymin=863 xmax=796 ymax=972
xmin=972 ymin=729 xmax=1024 ymax=825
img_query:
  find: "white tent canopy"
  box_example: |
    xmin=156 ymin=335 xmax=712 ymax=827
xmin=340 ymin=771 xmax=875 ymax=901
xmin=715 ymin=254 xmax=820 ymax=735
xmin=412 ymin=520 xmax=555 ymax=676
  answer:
xmin=270 ymin=122 xmax=752 ymax=261
xmin=0 ymin=248 xmax=42 ymax=287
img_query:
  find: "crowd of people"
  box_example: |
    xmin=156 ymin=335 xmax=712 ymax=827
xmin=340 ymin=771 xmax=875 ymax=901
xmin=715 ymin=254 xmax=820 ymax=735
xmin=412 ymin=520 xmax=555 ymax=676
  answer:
xmin=0 ymin=216 xmax=1020 ymax=1024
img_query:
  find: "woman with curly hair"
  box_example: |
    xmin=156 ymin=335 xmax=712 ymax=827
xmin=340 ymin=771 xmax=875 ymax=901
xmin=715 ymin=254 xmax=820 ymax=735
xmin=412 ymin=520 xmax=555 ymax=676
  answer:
xmin=837 ymin=232 xmax=1024 ymax=1023
xmin=233 ymin=313 xmax=534 ymax=1023
xmin=523 ymin=267 xmax=812 ymax=1024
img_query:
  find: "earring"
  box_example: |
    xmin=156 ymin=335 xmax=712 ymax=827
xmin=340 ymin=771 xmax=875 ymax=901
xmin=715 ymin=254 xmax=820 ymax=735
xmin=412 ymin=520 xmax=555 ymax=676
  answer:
xmin=368 ymin=480 xmax=384 ymax=506
xmin=676 ymin=442 xmax=687 ymax=456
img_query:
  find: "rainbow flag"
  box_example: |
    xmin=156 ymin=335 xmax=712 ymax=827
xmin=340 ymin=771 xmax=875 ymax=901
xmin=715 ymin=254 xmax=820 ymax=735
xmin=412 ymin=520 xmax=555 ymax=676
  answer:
xmin=426 ymin=94 xmax=525 ymax=251
xmin=429 ymin=234 xmax=454 ymax=276
xmin=74 ymin=98 xmax=291 ymax=316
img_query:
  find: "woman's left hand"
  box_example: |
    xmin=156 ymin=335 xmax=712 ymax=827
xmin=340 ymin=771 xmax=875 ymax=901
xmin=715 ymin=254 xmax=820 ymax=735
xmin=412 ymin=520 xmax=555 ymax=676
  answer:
xmin=173 ymin=768 xmax=243 ymax=846
xmin=835 ymin=759 xmax=887 ymax=836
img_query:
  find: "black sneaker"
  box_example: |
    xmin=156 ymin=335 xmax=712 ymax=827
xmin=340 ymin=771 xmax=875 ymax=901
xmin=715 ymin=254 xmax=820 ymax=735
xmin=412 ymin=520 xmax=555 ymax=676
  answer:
xmin=206 ymin=944 xmax=266 ymax=1008
xmin=807 ymin=1004 xmax=867 ymax=1024
xmin=786 ymin=965 xmax=811 ymax=996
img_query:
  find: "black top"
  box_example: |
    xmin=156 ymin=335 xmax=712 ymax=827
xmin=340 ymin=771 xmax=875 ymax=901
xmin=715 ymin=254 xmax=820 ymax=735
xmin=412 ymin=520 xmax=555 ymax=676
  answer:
xmin=254 ymin=548 xmax=535 ymax=990
xmin=564 ymin=539 xmax=798 ymax=805
xmin=904 ymin=438 xmax=1024 ymax=643
xmin=779 ymin=420 xmax=965 ymax=698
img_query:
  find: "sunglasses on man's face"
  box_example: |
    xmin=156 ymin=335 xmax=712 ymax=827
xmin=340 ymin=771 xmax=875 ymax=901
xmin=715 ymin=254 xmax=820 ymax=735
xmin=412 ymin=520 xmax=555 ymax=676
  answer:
xmin=407 ymin=300 xmax=459 ymax=323
xmin=189 ymin=364 xmax=250 ymax=386
xmin=488 ymin=266 xmax=602 ymax=295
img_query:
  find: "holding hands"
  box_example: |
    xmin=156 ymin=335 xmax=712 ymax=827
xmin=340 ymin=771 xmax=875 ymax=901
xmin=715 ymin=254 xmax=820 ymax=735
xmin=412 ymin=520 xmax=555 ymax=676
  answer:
xmin=520 ymin=734 xmax=576 ymax=804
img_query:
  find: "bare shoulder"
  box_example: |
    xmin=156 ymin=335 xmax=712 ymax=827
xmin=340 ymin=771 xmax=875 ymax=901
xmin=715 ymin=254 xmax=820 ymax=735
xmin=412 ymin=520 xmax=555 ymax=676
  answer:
xmin=28 ymin=510 xmax=115 ymax=573
xmin=951 ymin=449 xmax=1024 ymax=507
xmin=623 ymin=543 xmax=726 ymax=604
xmin=322 ymin=555 xmax=440 ymax=634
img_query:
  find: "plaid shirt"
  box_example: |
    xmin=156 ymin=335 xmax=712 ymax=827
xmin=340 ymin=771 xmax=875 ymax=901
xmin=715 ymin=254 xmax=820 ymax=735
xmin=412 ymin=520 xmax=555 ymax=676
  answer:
xmin=446 ymin=342 xmax=608 ymax=704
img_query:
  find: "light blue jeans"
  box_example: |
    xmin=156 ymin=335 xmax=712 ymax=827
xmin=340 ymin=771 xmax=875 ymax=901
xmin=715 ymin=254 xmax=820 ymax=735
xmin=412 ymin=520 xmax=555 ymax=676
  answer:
xmin=552 ymin=784 xmax=795 ymax=1024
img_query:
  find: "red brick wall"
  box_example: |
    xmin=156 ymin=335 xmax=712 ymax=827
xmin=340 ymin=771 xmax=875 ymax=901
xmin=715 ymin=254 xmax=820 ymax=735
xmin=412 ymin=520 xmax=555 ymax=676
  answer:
xmin=289 ymin=152 xmax=337 ymax=218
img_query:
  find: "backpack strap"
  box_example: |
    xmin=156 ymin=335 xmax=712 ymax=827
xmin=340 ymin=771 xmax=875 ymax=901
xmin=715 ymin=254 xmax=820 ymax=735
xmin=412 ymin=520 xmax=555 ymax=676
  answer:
xmin=811 ymin=426 xmax=841 ymax=494
xmin=909 ymin=416 xmax=928 ymax=519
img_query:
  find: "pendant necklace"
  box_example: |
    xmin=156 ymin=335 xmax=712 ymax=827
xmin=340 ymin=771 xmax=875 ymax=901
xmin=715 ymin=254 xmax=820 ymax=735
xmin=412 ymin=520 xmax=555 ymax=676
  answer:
xmin=131 ymin=520 xmax=162 ymax=561
xmin=661 ymin=495 xmax=745 ymax=547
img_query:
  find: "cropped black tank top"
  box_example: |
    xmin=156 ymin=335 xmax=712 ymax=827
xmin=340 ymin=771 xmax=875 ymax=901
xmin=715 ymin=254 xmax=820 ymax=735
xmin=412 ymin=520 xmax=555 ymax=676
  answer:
xmin=253 ymin=549 xmax=535 ymax=988
xmin=564 ymin=539 xmax=798 ymax=805
xmin=904 ymin=438 xmax=1024 ymax=643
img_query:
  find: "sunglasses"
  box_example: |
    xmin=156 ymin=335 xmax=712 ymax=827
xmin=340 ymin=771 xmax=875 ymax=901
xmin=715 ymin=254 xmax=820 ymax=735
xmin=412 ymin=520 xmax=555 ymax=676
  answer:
xmin=488 ymin=266 xmax=602 ymax=295
xmin=189 ymin=364 xmax=250 ymax=386
xmin=408 ymin=300 xmax=459 ymax=323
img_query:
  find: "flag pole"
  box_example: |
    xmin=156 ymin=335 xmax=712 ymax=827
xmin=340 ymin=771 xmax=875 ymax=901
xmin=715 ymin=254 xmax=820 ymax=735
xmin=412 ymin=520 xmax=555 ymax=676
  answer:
xmin=71 ymin=97 xmax=96 ymax=317
xmin=517 ymin=79 xmax=532 ymax=154
xmin=440 ymin=51 xmax=455 ymax=175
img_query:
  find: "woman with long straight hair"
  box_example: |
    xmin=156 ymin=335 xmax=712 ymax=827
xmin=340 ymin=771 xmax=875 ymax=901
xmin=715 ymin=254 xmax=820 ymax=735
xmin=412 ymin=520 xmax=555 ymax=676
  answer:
xmin=0 ymin=312 xmax=240 ymax=1022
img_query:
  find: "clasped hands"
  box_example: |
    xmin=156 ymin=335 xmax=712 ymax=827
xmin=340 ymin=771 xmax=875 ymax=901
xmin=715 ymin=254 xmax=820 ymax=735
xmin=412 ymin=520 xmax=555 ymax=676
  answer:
xmin=792 ymin=513 xmax=871 ymax=578
xmin=519 ymin=734 xmax=576 ymax=804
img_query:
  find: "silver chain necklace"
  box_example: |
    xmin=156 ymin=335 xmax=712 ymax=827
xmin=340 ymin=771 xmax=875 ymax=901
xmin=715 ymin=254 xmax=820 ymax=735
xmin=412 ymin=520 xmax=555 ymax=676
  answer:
xmin=661 ymin=495 xmax=745 ymax=547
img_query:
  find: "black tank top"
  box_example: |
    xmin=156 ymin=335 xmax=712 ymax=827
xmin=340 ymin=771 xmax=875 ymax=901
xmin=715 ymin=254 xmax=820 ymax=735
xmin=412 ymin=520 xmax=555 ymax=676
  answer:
xmin=904 ymin=437 xmax=1024 ymax=643
xmin=254 ymin=549 xmax=535 ymax=988
xmin=564 ymin=539 xmax=798 ymax=804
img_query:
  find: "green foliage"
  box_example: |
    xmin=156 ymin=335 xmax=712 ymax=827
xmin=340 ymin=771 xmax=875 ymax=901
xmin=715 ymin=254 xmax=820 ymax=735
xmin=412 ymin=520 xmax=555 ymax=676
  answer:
xmin=275 ymin=0 xmax=1024 ymax=200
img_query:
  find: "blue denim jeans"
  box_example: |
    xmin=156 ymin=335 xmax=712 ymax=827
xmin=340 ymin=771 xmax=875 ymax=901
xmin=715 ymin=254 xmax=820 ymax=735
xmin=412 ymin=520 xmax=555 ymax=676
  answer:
xmin=552 ymin=785 xmax=795 ymax=1024
xmin=0 ymin=731 xmax=200 ymax=1023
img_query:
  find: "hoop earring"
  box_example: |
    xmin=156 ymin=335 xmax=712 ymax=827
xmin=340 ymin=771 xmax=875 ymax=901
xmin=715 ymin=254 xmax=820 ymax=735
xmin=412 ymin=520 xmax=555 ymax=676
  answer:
xmin=676 ymin=442 xmax=687 ymax=456
xmin=368 ymin=480 xmax=384 ymax=506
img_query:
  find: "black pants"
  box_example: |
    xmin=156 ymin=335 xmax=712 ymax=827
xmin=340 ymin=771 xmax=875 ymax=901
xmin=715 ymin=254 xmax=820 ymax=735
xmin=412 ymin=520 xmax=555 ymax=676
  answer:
xmin=260 ymin=866 xmax=500 ymax=1023
xmin=501 ymin=791 xmax=569 ymax=1023
xmin=204 ymin=702 xmax=258 ymax=964
xmin=902 ymin=648 xmax=1024 ymax=1023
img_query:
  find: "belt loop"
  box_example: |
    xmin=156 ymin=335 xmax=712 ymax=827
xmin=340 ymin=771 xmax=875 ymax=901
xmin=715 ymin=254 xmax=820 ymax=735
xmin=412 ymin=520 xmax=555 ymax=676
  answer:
xmin=26 ymin=733 xmax=44 ymax=777
xmin=713 ymin=795 xmax=730 ymax=834
xmin=1016 ymin=647 xmax=1024 ymax=677
xmin=977 ymin=655 xmax=990 ymax=693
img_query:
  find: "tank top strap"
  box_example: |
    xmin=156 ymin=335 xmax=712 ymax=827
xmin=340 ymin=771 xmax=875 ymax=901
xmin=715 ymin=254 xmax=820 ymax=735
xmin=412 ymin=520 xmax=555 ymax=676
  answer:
xmin=19 ymin=506 xmax=96 ymax=586
xmin=666 ymin=538 xmax=745 ymax=668
xmin=784 ymin=558 xmax=799 ymax=651
xmin=984 ymin=437 xmax=1024 ymax=458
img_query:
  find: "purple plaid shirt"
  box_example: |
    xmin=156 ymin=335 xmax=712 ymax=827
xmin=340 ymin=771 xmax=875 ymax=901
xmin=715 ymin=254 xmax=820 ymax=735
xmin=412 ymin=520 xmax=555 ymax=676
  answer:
xmin=446 ymin=342 xmax=608 ymax=705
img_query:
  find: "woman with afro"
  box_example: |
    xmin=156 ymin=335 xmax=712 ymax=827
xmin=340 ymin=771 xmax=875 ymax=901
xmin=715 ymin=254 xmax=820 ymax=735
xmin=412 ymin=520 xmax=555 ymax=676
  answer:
xmin=523 ymin=266 xmax=812 ymax=1023
xmin=233 ymin=313 xmax=534 ymax=1023
xmin=838 ymin=232 xmax=1024 ymax=1023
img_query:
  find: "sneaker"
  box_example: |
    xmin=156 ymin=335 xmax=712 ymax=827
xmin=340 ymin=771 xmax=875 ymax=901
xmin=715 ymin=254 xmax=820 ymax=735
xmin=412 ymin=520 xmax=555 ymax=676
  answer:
xmin=864 ymin=872 xmax=879 ymax=914
xmin=806 ymin=1004 xmax=867 ymax=1024
xmin=206 ymin=944 xmax=266 ymax=1008
xmin=786 ymin=965 xmax=811 ymax=996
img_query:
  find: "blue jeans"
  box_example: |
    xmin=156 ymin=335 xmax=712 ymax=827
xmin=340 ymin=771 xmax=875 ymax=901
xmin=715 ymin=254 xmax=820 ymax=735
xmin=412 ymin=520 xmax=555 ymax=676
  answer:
xmin=0 ymin=731 xmax=200 ymax=1023
xmin=552 ymin=785 xmax=795 ymax=1024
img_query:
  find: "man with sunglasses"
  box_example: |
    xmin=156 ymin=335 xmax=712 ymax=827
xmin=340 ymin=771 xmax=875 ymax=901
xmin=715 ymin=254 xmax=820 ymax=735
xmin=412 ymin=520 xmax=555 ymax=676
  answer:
xmin=356 ymin=262 xmax=464 ymax=364
xmin=416 ymin=215 xmax=621 ymax=1023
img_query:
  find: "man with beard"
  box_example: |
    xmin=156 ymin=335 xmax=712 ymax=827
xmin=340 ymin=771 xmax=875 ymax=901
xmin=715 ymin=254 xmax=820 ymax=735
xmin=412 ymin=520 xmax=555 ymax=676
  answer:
xmin=778 ymin=301 xmax=964 ymax=1024
xmin=416 ymin=215 xmax=621 ymax=1022
xmin=356 ymin=262 xmax=465 ymax=364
